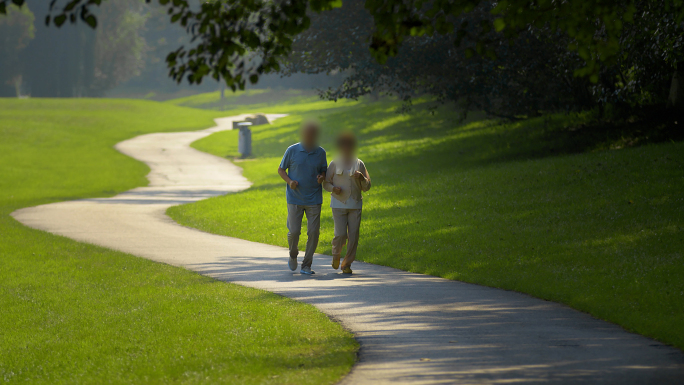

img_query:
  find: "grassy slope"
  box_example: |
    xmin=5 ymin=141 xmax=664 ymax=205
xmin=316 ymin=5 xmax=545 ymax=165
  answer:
xmin=166 ymin=89 xmax=339 ymax=114
xmin=167 ymin=94 xmax=684 ymax=350
xmin=0 ymin=98 xmax=356 ymax=384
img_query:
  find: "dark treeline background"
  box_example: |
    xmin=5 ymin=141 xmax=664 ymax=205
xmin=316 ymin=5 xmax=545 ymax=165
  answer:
xmin=1 ymin=0 xmax=681 ymax=117
xmin=0 ymin=1 xmax=338 ymax=98
xmin=283 ymin=0 xmax=684 ymax=117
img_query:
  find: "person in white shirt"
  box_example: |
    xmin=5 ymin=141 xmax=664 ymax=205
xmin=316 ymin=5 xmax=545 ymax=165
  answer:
xmin=323 ymin=132 xmax=371 ymax=274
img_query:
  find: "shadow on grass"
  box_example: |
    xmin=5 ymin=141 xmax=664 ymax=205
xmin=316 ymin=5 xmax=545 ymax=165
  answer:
xmin=284 ymin=101 xmax=684 ymax=172
xmin=183 ymin=96 xmax=684 ymax=355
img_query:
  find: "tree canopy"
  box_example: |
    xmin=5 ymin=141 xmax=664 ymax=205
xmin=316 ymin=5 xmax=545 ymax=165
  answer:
xmin=1 ymin=0 xmax=682 ymax=111
xmin=365 ymin=0 xmax=683 ymax=80
xmin=0 ymin=3 xmax=34 ymax=96
xmin=90 ymin=0 xmax=147 ymax=94
xmin=1 ymin=0 xmax=341 ymax=91
xmin=0 ymin=1 xmax=148 ymax=97
xmin=286 ymin=0 xmax=682 ymax=115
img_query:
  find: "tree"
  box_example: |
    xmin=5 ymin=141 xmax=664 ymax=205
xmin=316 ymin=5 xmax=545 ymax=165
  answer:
xmin=124 ymin=3 xmax=194 ymax=93
xmin=2 ymin=0 xmax=341 ymax=91
xmin=1 ymin=0 xmax=682 ymax=105
xmin=9 ymin=1 xmax=147 ymax=97
xmin=90 ymin=0 xmax=147 ymax=95
xmin=284 ymin=0 xmax=684 ymax=116
xmin=365 ymin=0 xmax=684 ymax=80
xmin=0 ymin=3 xmax=34 ymax=97
xmin=284 ymin=0 xmax=592 ymax=116
xmin=20 ymin=13 xmax=97 ymax=97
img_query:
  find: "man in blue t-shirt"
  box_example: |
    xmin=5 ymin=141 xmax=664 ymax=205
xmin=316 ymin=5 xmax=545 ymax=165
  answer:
xmin=277 ymin=122 xmax=328 ymax=275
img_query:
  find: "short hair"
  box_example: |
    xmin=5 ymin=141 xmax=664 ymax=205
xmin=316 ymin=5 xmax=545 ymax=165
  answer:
xmin=301 ymin=120 xmax=321 ymax=133
xmin=336 ymin=131 xmax=357 ymax=148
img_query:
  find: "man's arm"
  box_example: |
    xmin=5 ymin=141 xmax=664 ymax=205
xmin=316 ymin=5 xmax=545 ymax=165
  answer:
xmin=316 ymin=150 xmax=328 ymax=184
xmin=278 ymin=148 xmax=298 ymax=189
xmin=278 ymin=167 xmax=298 ymax=189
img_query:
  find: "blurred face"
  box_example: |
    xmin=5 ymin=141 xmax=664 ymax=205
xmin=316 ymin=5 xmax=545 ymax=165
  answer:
xmin=301 ymin=123 xmax=319 ymax=149
xmin=337 ymin=137 xmax=356 ymax=158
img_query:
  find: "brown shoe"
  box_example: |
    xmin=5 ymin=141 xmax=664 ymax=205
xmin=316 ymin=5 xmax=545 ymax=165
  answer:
xmin=342 ymin=267 xmax=353 ymax=274
xmin=332 ymin=255 xmax=341 ymax=270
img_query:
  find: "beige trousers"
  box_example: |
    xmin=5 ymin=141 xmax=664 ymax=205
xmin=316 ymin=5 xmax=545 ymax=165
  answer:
xmin=287 ymin=204 xmax=321 ymax=268
xmin=331 ymin=208 xmax=362 ymax=269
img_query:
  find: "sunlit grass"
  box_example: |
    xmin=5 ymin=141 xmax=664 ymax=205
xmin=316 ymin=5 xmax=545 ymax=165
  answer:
xmin=168 ymin=96 xmax=684 ymax=350
xmin=166 ymin=89 xmax=271 ymax=108
xmin=166 ymin=88 xmax=360 ymax=115
xmin=0 ymin=98 xmax=357 ymax=384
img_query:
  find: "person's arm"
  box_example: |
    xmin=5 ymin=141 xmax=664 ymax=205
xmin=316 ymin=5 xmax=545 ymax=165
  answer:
xmin=316 ymin=149 xmax=328 ymax=184
xmin=278 ymin=167 xmax=298 ymax=189
xmin=355 ymin=161 xmax=371 ymax=192
xmin=278 ymin=148 xmax=298 ymax=189
xmin=322 ymin=162 xmax=335 ymax=192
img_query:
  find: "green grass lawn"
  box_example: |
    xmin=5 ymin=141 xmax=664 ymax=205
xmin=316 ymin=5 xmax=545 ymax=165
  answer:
xmin=166 ymin=88 xmax=360 ymax=116
xmin=167 ymin=95 xmax=684 ymax=350
xmin=0 ymin=98 xmax=356 ymax=384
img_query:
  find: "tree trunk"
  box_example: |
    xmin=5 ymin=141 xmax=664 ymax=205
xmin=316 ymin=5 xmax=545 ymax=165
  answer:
xmin=667 ymin=70 xmax=684 ymax=110
xmin=13 ymin=75 xmax=22 ymax=97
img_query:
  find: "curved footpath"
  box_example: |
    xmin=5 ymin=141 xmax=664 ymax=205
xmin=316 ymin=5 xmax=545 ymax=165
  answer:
xmin=12 ymin=115 xmax=684 ymax=384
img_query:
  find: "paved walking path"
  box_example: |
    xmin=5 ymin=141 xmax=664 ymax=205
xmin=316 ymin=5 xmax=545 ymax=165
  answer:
xmin=12 ymin=115 xmax=684 ymax=384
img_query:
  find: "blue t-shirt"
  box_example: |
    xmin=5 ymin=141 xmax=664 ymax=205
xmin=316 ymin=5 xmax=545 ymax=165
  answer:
xmin=279 ymin=143 xmax=328 ymax=205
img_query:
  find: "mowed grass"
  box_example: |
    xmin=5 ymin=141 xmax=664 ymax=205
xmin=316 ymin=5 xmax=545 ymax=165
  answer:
xmin=0 ymin=98 xmax=356 ymax=384
xmin=168 ymin=96 xmax=684 ymax=350
xmin=166 ymin=88 xmax=360 ymax=115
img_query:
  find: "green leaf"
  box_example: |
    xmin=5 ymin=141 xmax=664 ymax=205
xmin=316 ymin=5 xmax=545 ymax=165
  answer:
xmin=409 ymin=27 xmax=424 ymax=36
xmin=491 ymin=0 xmax=507 ymax=14
xmin=54 ymin=15 xmax=67 ymax=27
xmin=64 ymin=1 xmax=77 ymax=12
xmin=493 ymin=18 xmax=505 ymax=32
xmin=309 ymin=0 xmax=341 ymax=12
xmin=85 ymin=15 xmax=97 ymax=29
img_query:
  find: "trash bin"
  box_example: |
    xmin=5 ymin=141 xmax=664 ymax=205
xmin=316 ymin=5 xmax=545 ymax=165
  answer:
xmin=236 ymin=122 xmax=252 ymax=157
